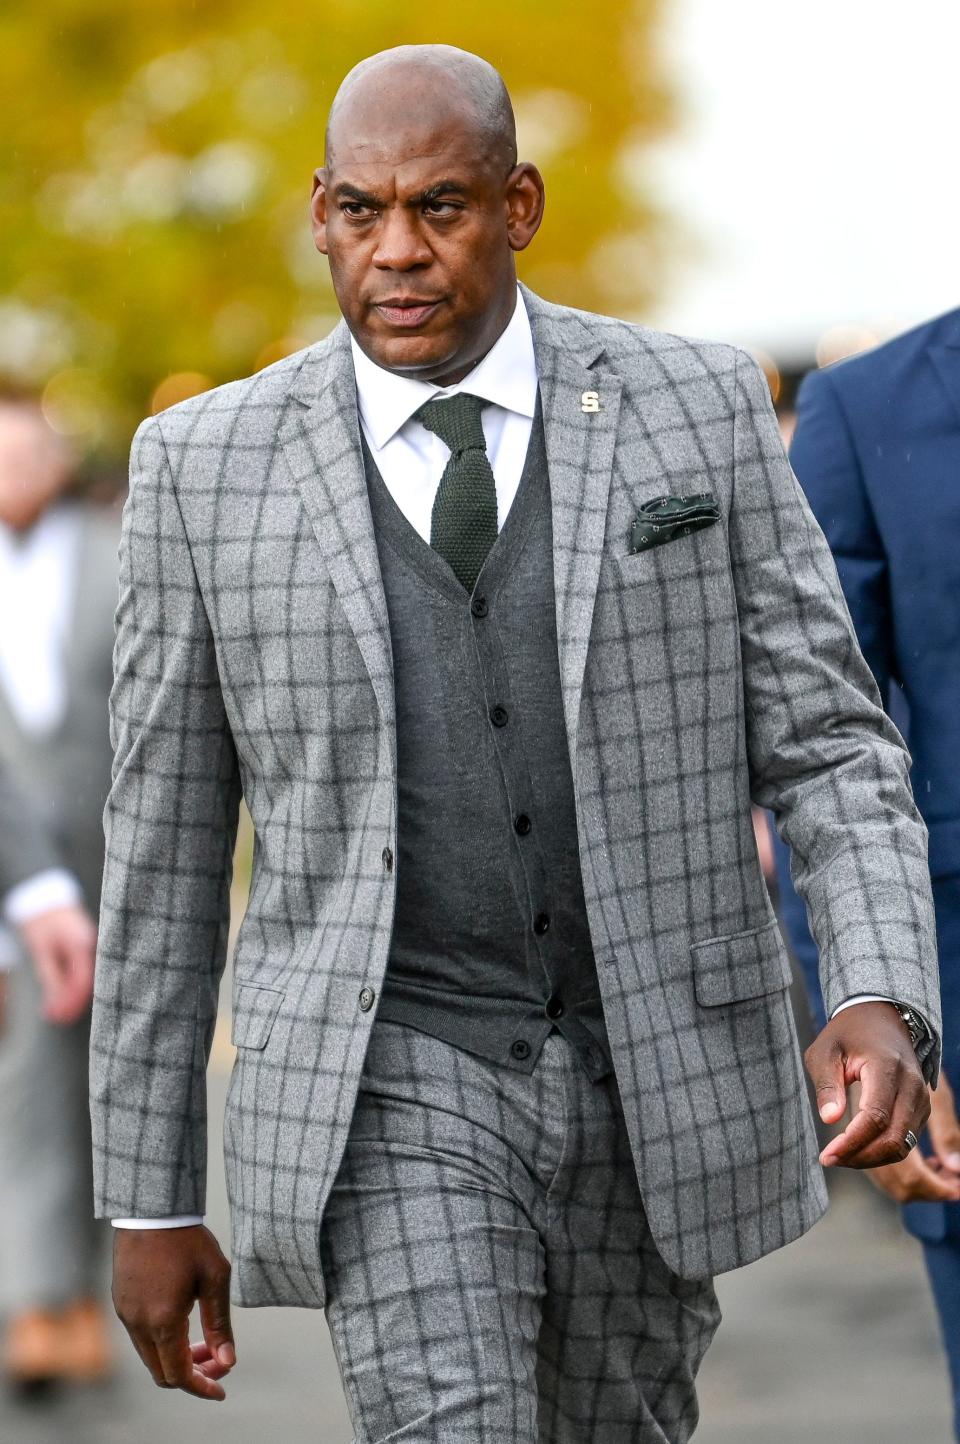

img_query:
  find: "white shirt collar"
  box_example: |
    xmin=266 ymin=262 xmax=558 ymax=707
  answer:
xmin=350 ymin=287 xmax=538 ymax=452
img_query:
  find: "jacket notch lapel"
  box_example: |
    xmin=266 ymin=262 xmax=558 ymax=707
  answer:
xmin=533 ymin=311 xmax=622 ymax=772
xmin=278 ymin=329 xmax=396 ymax=750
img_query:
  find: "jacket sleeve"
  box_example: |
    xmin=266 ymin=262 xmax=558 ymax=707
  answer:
xmin=789 ymin=367 xmax=897 ymax=703
xmin=0 ymin=760 xmax=63 ymax=895
xmin=89 ymin=415 xmax=242 ymax=1218
xmin=728 ymin=350 xmax=940 ymax=1082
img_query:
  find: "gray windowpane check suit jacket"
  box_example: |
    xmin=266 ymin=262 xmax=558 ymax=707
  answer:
xmin=89 ymin=284 xmax=940 ymax=1308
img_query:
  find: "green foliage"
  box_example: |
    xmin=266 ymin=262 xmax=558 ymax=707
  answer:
xmin=0 ymin=0 xmax=672 ymax=457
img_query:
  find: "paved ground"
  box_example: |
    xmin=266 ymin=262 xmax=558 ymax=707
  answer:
xmin=2 ymin=977 xmax=954 ymax=1443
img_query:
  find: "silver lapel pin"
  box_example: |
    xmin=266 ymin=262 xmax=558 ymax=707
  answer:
xmin=580 ymin=390 xmax=600 ymax=413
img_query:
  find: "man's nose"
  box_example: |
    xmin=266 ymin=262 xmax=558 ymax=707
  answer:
xmin=372 ymin=210 xmax=432 ymax=270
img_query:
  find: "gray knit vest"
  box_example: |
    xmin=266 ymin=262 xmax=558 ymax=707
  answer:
xmin=362 ymin=405 xmax=612 ymax=1080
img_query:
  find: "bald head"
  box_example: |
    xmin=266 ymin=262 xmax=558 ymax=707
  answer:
xmin=311 ymin=44 xmax=543 ymax=385
xmin=325 ymin=45 xmax=517 ymax=177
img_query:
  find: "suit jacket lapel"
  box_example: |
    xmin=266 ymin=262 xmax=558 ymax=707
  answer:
xmin=278 ymin=324 xmax=396 ymax=755
xmin=523 ymin=285 xmax=622 ymax=774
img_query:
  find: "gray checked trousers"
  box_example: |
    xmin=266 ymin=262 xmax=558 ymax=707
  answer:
xmin=319 ymin=1019 xmax=721 ymax=1442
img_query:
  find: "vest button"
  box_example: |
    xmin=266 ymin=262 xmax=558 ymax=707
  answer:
xmin=358 ymin=986 xmax=376 ymax=1013
xmin=381 ymin=846 xmax=393 ymax=873
xmin=489 ymin=704 xmax=509 ymax=728
xmin=514 ymin=813 xmax=532 ymax=836
xmin=533 ymin=912 xmax=550 ymax=935
xmin=471 ymin=596 xmax=489 ymax=618
xmin=544 ymin=994 xmax=564 ymax=1020
xmin=511 ymin=1039 xmax=531 ymax=1060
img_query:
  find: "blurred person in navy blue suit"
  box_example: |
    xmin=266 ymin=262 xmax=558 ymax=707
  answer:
xmin=773 ymin=309 xmax=960 ymax=1437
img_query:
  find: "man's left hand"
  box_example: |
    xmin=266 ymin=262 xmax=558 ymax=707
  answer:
xmin=804 ymin=1001 xmax=930 ymax=1169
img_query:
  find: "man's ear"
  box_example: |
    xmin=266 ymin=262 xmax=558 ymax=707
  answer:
xmin=505 ymin=163 xmax=545 ymax=254
xmin=310 ymin=170 xmax=329 ymax=256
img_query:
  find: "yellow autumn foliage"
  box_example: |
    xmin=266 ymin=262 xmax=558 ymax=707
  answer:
xmin=0 ymin=0 xmax=672 ymax=457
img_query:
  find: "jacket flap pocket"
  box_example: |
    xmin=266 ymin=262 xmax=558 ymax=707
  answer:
xmin=231 ymin=985 xmax=284 ymax=1050
xmin=692 ymin=921 xmax=792 ymax=1007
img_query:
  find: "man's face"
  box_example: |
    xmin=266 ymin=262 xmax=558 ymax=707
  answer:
xmin=312 ymin=91 xmax=543 ymax=385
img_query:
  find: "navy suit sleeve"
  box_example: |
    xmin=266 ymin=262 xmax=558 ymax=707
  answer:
xmin=789 ymin=368 xmax=897 ymax=702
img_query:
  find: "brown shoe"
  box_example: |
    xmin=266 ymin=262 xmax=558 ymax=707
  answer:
xmin=59 ymin=1298 xmax=113 ymax=1384
xmin=3 ymin=1309 xmax=68 ymax=1390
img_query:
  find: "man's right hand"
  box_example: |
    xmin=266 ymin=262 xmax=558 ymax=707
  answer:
xmin=112 ymin=1225 xmax=236 ymax=1401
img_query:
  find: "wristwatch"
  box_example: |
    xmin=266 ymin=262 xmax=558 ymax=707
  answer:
xmin=892 ymin=1003 xmax=928 ymax=1053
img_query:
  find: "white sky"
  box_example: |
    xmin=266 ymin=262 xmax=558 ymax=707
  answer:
xmin=649 ymin=0 xmax=960 ymax=359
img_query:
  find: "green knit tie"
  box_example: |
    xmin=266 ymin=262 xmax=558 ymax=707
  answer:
xmin=416 ymin=393 xmax=498 ymax=594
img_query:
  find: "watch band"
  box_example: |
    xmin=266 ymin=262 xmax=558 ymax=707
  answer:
xmin=892 ymin=1003 xmax=928 ymax=1053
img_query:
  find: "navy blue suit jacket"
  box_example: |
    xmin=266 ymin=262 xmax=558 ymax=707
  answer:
xmin=775 ymin=308 xmax=960 ymax=1241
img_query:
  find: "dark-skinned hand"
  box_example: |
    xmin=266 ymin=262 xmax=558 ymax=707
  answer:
xmin=804 ymin=1000 xmax=930 ymax=1169
xmin=865 ymin=1070 xmax=960 ymax=1204
xmin=112 ymin=1225 xmax=235 ymax=1401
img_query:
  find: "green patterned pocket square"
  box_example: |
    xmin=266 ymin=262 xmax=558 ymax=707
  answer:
xmin=629 ymin=493 xmax=720 ymax=553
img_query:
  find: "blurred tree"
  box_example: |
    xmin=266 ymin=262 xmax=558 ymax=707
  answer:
xmin=0 ymin=0 xmax=673 ymax=458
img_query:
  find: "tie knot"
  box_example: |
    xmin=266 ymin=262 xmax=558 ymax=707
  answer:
xmin=415 ymin=393 xmax=488 ymax=455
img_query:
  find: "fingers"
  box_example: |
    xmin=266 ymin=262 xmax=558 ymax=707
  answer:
xmin=928 ymin=1078 xmax=960 ymax=1174
xmin=126 ymin=1319 xmax=227 ymax=1401
xmin=190 ymin=1341 xmax=233 ymax=1380
xmin=804 ymin=1035 xmax=847 ymax=1126
xmin=198 ymin=1256 xmax=236 ymax=1373
xmin=821 ymin=1055 xmax=929 ymax=1169
xmin=866 ymin=1153 xmax=960 ymax=1204
xmin=154 ymin=1318 xmax=227 ymax=1401
xmin=919 ymin=1159 xmax=960 ymax=1202
xmin=44 ymin=928 xmax=96 ymax=1024
xmin=19 ymin=906 xmax=97 ymax=1024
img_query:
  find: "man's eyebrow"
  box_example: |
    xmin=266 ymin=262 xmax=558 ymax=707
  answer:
xmin=331 ymin=178 xmax=471 ymax=208
xmin=331 ymin=182 xmax=383 ymax=206
xmin=407 ymin=180 xmax=471 ymax=206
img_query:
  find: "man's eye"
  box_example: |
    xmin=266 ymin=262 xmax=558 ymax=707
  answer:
xmin=341 ymin=203 xmax=373 ymax=218
xmin=424 ymin=201 xmax=459 ymax=216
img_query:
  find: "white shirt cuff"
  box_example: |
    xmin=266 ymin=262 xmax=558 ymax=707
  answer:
xmin=831 ymin=993 xmax=932 ymax=1040
xmin=830 ymin=993 xmax=895 ymax=1017
xmin=111 ymin=1216 xmax=204 ymax=1229
xmin=3 ymin=869 xmax=83 ymax=927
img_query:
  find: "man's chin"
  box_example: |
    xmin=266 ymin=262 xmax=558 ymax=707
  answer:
xmin=356 ymin=330 xmax=462 ymax=380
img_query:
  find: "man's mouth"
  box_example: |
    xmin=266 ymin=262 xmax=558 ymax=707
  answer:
xmin=373 ymin=299 xmax=443 ymax=329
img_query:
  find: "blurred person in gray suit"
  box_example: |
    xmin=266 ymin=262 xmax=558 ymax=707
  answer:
xmin=0 ymin=391 xmax=118 ymax=1391
xmin=0 ymin=759 xmax=97 ymax=1033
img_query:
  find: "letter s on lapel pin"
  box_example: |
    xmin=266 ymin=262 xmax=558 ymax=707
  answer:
xmin=581 ymin=390 xmax=600 ymax=413
xmin=629 ymin=493 xmax=720 ymax=553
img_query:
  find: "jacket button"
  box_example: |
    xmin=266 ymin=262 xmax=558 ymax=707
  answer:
xmin=511 ymin=1039 xmax=531 ymax=1060
xmin=489 ymin=704 xmax=509 ymax=728
xmin=381 ymin=846 xmax=393 ymax=873
xmin=533 ymin=912 xmax=550 ymax=935
xmin=514 ymin=813 xmax=531 ymax=835
xmin=471 ymin=596 xmax=488 ymax=618
xmin=358 ymin=986 xmax=376 ymax=1012
xmin=544 ymin=994 xmax=564 ymax=1020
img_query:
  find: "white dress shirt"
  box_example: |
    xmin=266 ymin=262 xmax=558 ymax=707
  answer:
xmin=111 ymin=291 xmax=906 ymax=1229
xmin=0 ymin=507 xmax=83 ymax=967
xmin=351 ymin=284 xmax=538 ymax=540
